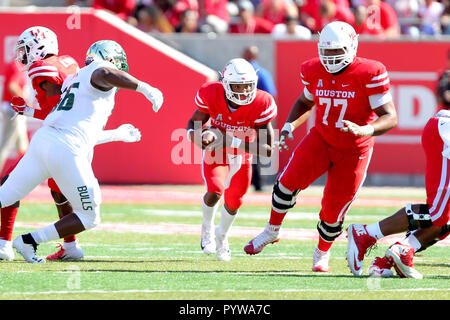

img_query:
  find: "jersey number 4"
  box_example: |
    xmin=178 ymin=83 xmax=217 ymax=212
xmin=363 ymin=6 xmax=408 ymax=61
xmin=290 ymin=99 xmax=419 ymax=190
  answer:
xmin=56 ymin=82 xmax=80 ymax=111
xmin=319 ymin=97 xmax=347 ymax=128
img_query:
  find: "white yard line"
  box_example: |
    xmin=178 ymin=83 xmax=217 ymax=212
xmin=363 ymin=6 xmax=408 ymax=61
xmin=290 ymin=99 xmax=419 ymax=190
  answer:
xmin=15 ymin=221 xmax=450 ymax=247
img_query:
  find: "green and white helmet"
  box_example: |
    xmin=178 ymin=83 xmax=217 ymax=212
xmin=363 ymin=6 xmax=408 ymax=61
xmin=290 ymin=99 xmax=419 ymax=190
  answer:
xmin=85 ymin=40 xmax=129 ymax=72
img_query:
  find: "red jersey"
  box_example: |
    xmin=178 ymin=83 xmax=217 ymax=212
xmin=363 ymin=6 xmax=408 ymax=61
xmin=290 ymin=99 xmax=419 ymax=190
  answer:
xmin=301 ymin=57 xmax=390 ymax=151
xmin=27 ymin=55 xmax=79 ymax=120
xmin=195 ymin=82 xmax=277 ymax=153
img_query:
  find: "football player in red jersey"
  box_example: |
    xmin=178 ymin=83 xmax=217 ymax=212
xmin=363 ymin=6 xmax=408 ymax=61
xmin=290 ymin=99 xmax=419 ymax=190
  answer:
xmin=346 ymin=91 xmax=450 ymax=279
xmin=187 ymin=58 xmax=277 ymax=261
xmin=244 ymin=21 xmax=398 ymax=272
xmin=0 ymin=27 xmax=141 ymax=262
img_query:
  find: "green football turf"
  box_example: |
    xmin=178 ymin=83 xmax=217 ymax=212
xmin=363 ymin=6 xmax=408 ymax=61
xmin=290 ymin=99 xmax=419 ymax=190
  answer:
xmin=0 ymin=199 xmax=448 ymax=301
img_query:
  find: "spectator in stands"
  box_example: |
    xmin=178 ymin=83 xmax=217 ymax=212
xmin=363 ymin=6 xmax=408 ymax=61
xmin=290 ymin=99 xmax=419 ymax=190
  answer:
xmin=298 ymin=0 xmax=351 ymax=33
xmin=385 ymin=0 xmax=420 ymax=36
xmin=0 ymin=60 xmax=29 ymax=175
xmin=441 ymin=0 xmax=450 ymax=34
xmin=271 ymin=15 xmax=312 ymax=38
xmin=242 ymin=45 xmax=278 ymax=192
xmin=358 ymin=0 xmax=400 ymax=38
xmin=136 ymin=4 xmax=174 ymax=33
xmin=255 ymin=0 xmax=299 ymax=25
xmin=229 ymin=0 xmax=274 ymax=33
xmin=418 ymin=0 xmax=445 ymax=35
xmin=153 ymin=0 xmax=199 ymax=28
xmin=92 ymin=0 xmax=136 ymax=23
xmin=198 ymin=0 xmax=230 ymax=33
xmin=175 ymin=8 xmax=202 ymax=32
xmin=317 ymin=0 xmax=355 ymax=31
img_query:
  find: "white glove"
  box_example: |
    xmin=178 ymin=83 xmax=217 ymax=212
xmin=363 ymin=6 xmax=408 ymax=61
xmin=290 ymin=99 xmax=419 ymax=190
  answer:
xmin=341 ymin=120 xmax=374 ymax=137
xmin=136 ymin=81 xmax=164 ymax=113
xmin=113 ymin=124 xmax=142 ymax=143
xmin=274 ymin=122 xmax=294 ymax=152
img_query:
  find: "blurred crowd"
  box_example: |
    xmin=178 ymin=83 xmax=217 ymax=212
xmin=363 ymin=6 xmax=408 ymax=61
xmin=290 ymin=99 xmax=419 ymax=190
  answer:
xmin=62 ymin=0 xmax=450 ymax=38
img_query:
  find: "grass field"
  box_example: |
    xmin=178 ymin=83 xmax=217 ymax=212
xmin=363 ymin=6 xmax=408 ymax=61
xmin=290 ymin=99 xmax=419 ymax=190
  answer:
xmin=0 ymin=185 xmax=449 ymax=302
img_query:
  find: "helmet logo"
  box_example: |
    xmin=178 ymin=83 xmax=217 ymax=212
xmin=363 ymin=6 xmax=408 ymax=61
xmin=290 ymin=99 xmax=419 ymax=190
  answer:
xmin=30 ymin=29 xmax=46 ymax=39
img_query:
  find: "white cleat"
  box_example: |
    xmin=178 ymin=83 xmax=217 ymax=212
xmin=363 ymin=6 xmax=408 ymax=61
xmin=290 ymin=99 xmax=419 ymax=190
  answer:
xmin=312 ymin=248 xmax=330 ymax=272
xmin=243 ymin=223 xmax=280 ymax=255
xmin=0 ymin=240 xmax=14 ymax=261
xmin=215 ymin=227 xmax=231 ymax=262
xmin=46 ymin=243 xmax=84 ymax=261
xmin=12 ymin=236 xmax=45 ymax=263
xmin=200 ymin=224 xmax=216 ymax=255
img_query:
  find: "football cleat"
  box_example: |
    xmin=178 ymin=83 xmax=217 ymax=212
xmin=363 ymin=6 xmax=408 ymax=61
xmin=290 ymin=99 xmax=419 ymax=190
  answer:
xmin=12 ymin=235 xmax=45 ymax=263
xmin=385 ymin=242 xmax=423 ymax=279
xmin=312 ymin=248 xmax=330 ymax=272
xmin=346 ymin=224 xmax=377 ymax=276
xmin=46 ymin=243 xmax=84 ymax=261
xmin=0 ymin=240 xmax=14 ymax=261
xmin=200 ymin=224 xmax=216 ymax=255
xmin=215 ymin=227 xmax=231 ymax=261
xmin=368 ymin=256 xmax=395 ymax=278
xmin=244 ymin=223 xmax=280 ymax=255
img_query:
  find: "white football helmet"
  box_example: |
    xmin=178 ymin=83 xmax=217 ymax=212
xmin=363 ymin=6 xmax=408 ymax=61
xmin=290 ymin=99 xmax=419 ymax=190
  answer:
xmin=221 ymin=58 xmax=258 ymax=105
xmin=15 ymin=26 xmax=59 ymax=69
xmin=318 ymin=21 xmax=358 ymax=74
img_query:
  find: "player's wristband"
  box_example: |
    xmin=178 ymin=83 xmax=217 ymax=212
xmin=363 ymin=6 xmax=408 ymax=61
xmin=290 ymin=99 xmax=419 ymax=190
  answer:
xmin=282 ymin=122 xmax=294 ymax=133
xmin=136 ymin=81 xmax=151 ymax=94
xmin=360 ymin=124 xmax=375 ymax=136
xmin=230 ymin=137 xmax=242 ymax=148
xmin=281 ymin=122 xmax=294 ymax=138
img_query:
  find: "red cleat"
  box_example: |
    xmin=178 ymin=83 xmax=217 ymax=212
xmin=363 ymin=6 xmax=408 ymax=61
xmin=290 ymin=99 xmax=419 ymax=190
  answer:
xmin=346 ymin=224 xmax=377 ymax=276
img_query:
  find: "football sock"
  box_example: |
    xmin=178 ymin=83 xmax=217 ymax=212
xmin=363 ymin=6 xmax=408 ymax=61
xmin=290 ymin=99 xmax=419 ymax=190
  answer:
xmin=62 ymin=239 xmax=78 ymax=250
xmin=366 ymin=222 xmax=384 ymax=240
xmin=317 ymin=237 xmax=333 ymax=252
xmin=268 ymin=208 xmax=287 ymax=226
xmin=64 ymin=235 xmax=77 ymax=243
xmin=400 ymin=233 xmax=422 ymax=253
xmin=0 ymin=206 xmax=18 ymax=241
xmin=202 ymin=198 xmax=219 ymax=228
xmin=22 ymin=233 xmax=38 ymax=248
xmin=217 ymin=205 xmax=237 ymax=237
xmin=30 ymin=224 xmax=60 ymax=244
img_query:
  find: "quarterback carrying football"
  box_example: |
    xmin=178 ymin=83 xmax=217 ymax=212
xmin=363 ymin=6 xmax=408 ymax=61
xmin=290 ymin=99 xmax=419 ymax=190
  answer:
xmin=187 ymin=58 xmax=277 ymax=261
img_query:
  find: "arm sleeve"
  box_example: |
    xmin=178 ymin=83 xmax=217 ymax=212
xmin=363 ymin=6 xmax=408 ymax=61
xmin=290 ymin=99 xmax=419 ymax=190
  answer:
xmin=95 ymin=130 xmax=117 ymax=145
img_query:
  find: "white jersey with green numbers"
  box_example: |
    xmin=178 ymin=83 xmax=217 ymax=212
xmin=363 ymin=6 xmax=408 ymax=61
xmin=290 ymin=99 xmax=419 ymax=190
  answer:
xmin=43 ymin=59 xmax=117 ymax=152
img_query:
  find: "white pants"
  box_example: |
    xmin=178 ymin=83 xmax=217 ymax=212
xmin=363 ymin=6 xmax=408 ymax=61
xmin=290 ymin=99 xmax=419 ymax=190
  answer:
xmin=0 ymin=126 xmax=101 ymax=229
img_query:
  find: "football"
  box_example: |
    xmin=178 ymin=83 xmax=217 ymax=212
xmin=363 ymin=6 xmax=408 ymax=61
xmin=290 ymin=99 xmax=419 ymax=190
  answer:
xmin=201 ymin=129 xmax=217 ymax=148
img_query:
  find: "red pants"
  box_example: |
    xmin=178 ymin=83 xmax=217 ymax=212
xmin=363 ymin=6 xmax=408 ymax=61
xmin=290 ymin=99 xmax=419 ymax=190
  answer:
xmin=278 ymin=128 xmax=372 ymax=224
xmin=422 ymin=117 xmax=450 ymax=228
xmin=202 ymin=150 xmax=252 ymax=210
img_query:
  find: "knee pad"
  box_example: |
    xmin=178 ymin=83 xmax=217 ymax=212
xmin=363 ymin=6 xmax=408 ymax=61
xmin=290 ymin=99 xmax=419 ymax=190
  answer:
xmin=405 ymin=203 xmax=432 ymax=231
xmin=272 ymin=181 xmax=299 ymax=212
xmin=317 ymin=220 xmax=343 ymax=242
